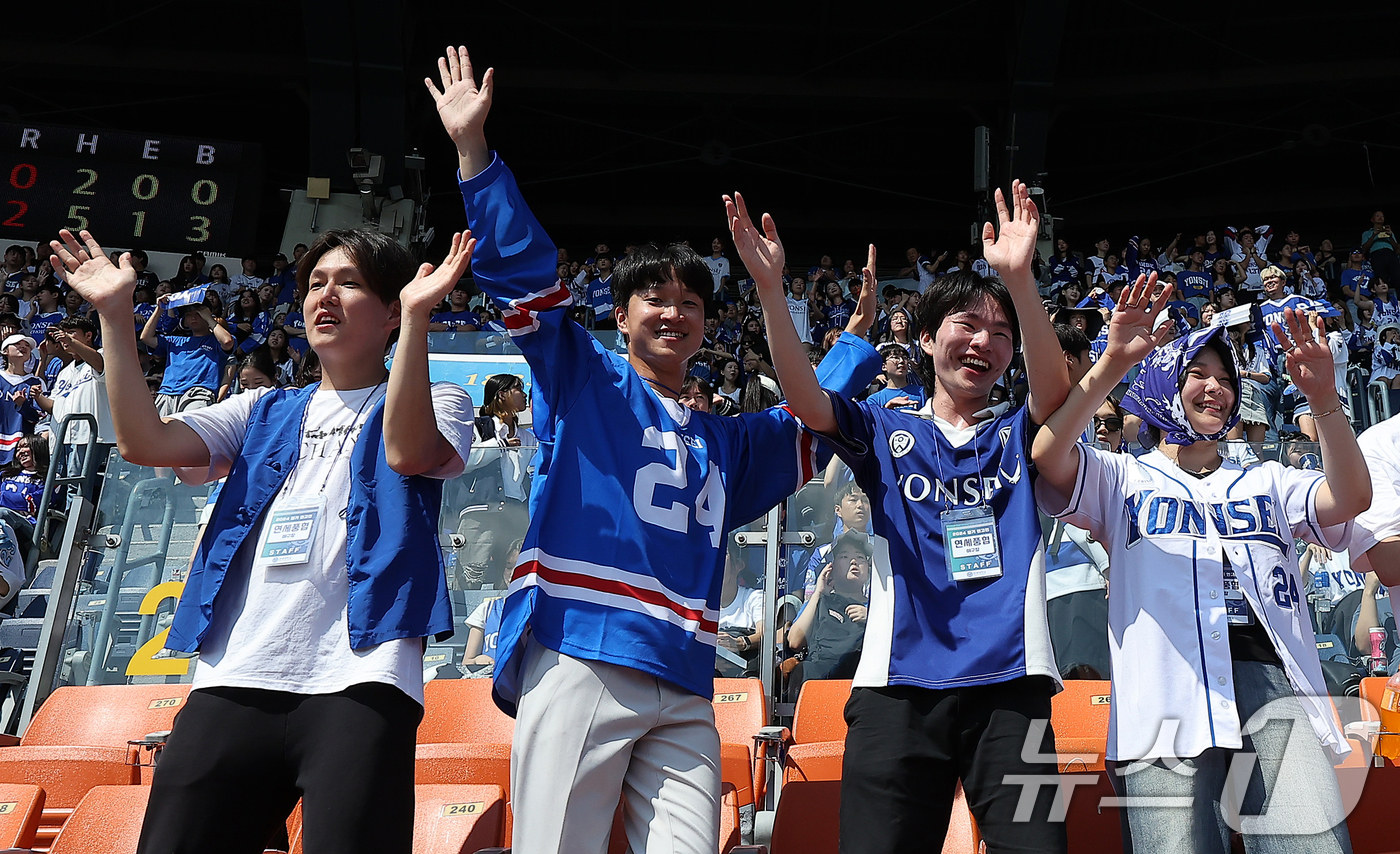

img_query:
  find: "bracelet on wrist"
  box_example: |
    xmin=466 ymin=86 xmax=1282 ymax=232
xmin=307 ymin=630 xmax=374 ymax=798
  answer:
xmin=1311 ymin=400 xmax=1345 ymax=419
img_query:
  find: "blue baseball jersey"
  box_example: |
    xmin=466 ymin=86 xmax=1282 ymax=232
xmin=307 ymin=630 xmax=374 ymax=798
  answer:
xmin=1341 ymin=268 xmax=1371 ymax=296
xmin=588 ymin=274 xmax=614 ymax=320
xmin=459 ymin=155 xmax=879 ymax=715
xmin=27 ymin=311 xmax=65 ymax=341
xmin=1176 ymin=270 xmax=1212 ymax=300
xmin=1048 ymin=255 xmax=1084 ymax=286
xmin=1258 ymin=295 xmax=1320 ymax=353
xmin=823 ymin=396 xmax=1060 ymax=690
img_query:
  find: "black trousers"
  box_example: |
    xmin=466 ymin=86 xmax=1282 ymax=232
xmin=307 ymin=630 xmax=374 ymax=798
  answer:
xmin=136 ymin=683 xmax=423 ymax=854
xmin=839 ymin=676 xmax=1068 ymax=854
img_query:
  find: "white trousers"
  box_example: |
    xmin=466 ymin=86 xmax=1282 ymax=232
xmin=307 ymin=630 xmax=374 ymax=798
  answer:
xmin=510 ymin=638 xmax=720 ymax=854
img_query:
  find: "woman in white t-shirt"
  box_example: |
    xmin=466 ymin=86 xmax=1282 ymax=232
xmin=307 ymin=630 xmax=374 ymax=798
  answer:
xmin=715 ymin=535 xmax=764 ymax=678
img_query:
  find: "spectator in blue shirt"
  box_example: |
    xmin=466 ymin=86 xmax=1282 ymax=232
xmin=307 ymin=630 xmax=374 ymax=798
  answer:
xmin=140 ymin=297 xmax=236 ymax=416
xmin=865 ymin=344 xmax=924 ymax=411
xmin=429 ymin=283 xmax=480 ymax=331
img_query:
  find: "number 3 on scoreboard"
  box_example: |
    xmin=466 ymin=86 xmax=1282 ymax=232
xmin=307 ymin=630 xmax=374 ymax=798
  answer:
xmin=633 ymin=426 xmax=725 ymax=548
xmin=188 ymin=215 xmax=211 ymax=243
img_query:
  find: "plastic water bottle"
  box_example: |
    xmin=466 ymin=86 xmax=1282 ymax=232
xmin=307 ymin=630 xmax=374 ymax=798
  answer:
xmin=1311 ymin=570 xmax=1332 ymax=616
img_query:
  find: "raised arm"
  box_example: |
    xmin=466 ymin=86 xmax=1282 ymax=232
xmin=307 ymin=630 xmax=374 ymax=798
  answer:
xmin=426 ymin=45 xmax=494 ymax=181
xmin=49 ymin=230 xmax=210 ymax=467
xmin=385 ymin=231 xmax=476 ymax=476
xmin=982 ymin=181 xmax=1068 ymax=423
xmin=726 ymin=192 xmax=865 ymax=436
xmin=1032 ymin=274 xmax=1174 ymax=500
xmin=200 ymin=306 xmax=236 ymax=353
xmin=1273 ymin=308 xmax=1371 ymax=527
xmin=139 ymin=294 xmax=166 ymax=349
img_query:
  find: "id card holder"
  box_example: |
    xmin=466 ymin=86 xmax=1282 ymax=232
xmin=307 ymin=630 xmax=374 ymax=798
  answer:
xmin=1222 ymin=564 xmax=1254 ymax=625
xmin=942 ymin=506 xmax=1003 ymax=582
xmin=254 ymin=494 xmax=326 ymax=568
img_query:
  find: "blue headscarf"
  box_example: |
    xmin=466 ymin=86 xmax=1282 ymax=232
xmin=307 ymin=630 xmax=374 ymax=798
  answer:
xmin=1122 ymin=325 xmax=1240 ymax=446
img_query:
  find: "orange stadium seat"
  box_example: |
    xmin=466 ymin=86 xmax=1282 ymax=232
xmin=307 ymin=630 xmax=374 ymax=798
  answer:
xmin=713 ymin=677 xmax=767 ymax=823
xmin=46 ymin=784 xmax=150 ymax=854
xmin=0 ymin=684 xmax=189 ymax=847
xmin=0 ymin=783 xmax=45 ymax=850
xmin=790 ymin=679 xmax=851 ymax=745
xmin=411 ymin=784 xmax=507 ymax=853
xmin=415 ymin=678 xmax=516 ymax=840
xmin=1344 ymin=677 xmax=1400 ymax=854
xmin=768 ymin=680 xmax=980 ymax=854
xmin=1049 ymin=680 xmax=1121 ymax=854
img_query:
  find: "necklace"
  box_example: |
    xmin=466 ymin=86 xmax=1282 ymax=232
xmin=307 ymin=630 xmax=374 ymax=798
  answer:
xmin=642 ymin=374 xmax=683 ymax=400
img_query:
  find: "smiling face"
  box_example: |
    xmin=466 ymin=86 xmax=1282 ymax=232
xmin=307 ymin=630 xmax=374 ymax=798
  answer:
xmin=615 ymin=278 xmax=705 ymax=372
xmin=14 ymin=438 xmax=33 ymax=470
xmin=1061 ymin=283 xmax=1083 ymax=305
xmin=303 ymin=247 xmax=400 ymax=359
xmin=922 ymin=294 xmax=1014 ymax=405
xmin=1179 ymin=345 xmax=1236 ymax=437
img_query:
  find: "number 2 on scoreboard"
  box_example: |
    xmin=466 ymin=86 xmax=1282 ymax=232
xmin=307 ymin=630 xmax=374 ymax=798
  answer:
xmin=1 ymin=201 xmax=25 ymax=228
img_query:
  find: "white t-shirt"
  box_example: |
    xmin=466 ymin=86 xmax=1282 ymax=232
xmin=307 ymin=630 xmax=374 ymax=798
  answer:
xmin=718 ymin=585 xmax=764 ymax=633
xmin=786 ymin=295 xmax=812 ymax=344
xmin=47 ymin=353 xmax=114 ymax=445
xmin=173 ymin=381 xmax=472 ymax=704
xmin=703 ymin=255 xmax=730 ymax=295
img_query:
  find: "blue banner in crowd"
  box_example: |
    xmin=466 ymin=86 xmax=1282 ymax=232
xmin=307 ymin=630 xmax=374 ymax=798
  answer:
xmin=426 ymin=352 xmax=533 ymax=404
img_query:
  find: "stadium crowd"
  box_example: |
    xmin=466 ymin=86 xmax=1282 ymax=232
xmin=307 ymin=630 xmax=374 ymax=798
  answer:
xmin=2 ymin=115 xmax=1398 ymax=851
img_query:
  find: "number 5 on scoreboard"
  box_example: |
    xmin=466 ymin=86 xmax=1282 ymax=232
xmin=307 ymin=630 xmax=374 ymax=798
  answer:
xmin=632 ymin=426 xmax=725 ymax=548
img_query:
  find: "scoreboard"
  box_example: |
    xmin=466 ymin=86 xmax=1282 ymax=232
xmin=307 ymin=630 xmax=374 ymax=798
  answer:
xmin=0 ymin=121 xmax=262 ymax=255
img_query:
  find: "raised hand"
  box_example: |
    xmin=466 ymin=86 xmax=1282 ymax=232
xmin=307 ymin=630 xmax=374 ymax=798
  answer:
xmin=49 ymin=229 xmax=136 ymax=313
xmin=1273 ymin=308 xmax=1336 ymax=403
xmin=425 ymin=46 xmax=494 ymax=168
xmin=400 ymin=232 xmax=477 ymax=319
xmin=1103 ymin=272 xmax=1174 ymax=366
xmin=724 ymin=192 xmax=785 ymax=293
xmin=981 ymin=180 xmax=1040 ymax=279
xmin=848 ymin=243 xmax=878 ymax=337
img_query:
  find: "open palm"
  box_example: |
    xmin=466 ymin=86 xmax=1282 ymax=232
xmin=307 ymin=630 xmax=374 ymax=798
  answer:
xmin=400 ymin=232 xmax=476 ymax=316
xmin=1104 ymin=273 xmax=1174 ymax=365
xmin=425 ymin=46 xmax=493 ymax=148
xmin=724 ymin=192 xmax=785 ymax=291
xmin=1275 ymin=309 xmax=1334 ymax=401
xmin=981 ymin=180 xmax=1039 ymax=276
xmin=49 ymin=229 xmax=135 ymax=312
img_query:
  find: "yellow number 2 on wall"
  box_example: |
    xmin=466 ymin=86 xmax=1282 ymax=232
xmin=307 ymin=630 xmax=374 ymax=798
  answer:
xmin=126 ymin=582 xmax=190 ymax=677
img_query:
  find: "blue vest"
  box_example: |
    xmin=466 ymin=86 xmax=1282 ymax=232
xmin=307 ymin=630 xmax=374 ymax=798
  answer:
xmin=167 ymin=384 xmax=454 ymax=653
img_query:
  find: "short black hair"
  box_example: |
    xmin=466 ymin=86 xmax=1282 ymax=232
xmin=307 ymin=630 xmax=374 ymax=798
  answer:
xmin=36 ymin=282 xmax=62 ymax=296
xmin=58 ymin=316 xmax=98 ymax=339
xmin=910 ymin=269 xmax=1019 ymax=393
xmin=611 ymin=243 xmax=713 ymax=316
xmin=831 ymin=529 xmax=873 ymax=559
xmin=1054 ymin=322 xmax=1090 ymax=358
xmin=129 ymin=249 xmax=149 ymax=264
xmin=295 ymin=229 xmax=415 ymax=307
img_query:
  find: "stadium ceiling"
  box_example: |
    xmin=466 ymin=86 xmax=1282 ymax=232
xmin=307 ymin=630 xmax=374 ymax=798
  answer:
xmin=5 ymin=2 xmax=1399 ymax=260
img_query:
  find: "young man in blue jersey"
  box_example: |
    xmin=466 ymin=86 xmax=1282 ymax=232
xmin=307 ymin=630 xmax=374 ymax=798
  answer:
xmin=428 ymin=45 xmax=880 ymax=854
xmin=728 ymin=181 xmax=1072 ymax=852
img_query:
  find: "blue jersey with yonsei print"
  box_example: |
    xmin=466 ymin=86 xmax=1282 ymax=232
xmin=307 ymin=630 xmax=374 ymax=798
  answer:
xmin=823 ymin=395 xmax=1060 ymax=691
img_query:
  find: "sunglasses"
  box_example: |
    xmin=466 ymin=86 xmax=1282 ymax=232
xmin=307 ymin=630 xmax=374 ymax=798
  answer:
xmin=1093 ymin=416 xmax=1124 ymax=432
